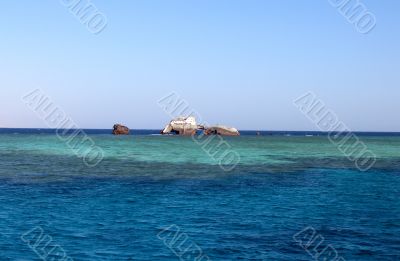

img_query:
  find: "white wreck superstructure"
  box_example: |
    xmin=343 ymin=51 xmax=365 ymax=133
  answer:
xmin=161 ymin=116 xmax=198 ymax=135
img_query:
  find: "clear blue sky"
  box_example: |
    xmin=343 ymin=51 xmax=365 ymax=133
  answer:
xmin=1 ymin=0 xmax=399 ymax=131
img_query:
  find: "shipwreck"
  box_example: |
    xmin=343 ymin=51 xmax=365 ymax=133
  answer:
xmin=204 ymin=125 xmax=240 ymax=136
xmin=161 ymin=116 xmax=199 ymax=135
xmin=161 ymin=116 xmax=239 ymax=136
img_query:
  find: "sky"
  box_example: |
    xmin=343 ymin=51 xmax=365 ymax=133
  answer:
xmin=0 ymin=0 xmax=399 ymax=131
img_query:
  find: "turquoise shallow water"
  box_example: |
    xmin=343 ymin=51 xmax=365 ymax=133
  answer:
xmin=0 ymin=131 xmax=399 ymax=260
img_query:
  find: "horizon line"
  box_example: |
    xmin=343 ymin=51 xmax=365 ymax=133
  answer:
xmin=0 ymin=127 xmax=400 ymax=134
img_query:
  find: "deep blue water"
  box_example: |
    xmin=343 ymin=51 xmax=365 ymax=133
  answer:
xmin=0 ymin=130 xmax=399 ymax=260
xmin=1 ymin=170 xmax=399 ymax=260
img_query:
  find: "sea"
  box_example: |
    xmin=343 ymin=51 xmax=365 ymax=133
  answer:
xmin=0 ymin=129 xmax=399 ymax=260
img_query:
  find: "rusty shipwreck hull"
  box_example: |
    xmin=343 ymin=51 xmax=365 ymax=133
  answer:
xmin=204 ymin=126 xmax=240 ymax=136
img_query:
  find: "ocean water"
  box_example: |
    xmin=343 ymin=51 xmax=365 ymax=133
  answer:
xmin=0 ymin=129 xmax=399 ymax=260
